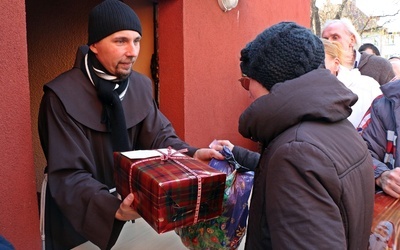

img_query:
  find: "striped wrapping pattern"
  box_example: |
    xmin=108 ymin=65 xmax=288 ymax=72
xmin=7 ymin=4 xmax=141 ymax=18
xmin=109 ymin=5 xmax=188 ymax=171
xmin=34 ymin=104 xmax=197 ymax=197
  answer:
xmin=113 ymin=151 xmax=226 ymax=234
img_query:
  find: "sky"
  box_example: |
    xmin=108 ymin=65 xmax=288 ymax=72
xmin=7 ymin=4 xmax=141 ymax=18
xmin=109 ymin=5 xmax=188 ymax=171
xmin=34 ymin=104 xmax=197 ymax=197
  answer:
xmin=316 ymin=0 xmax=400 ymax=31
xmin=316 ymin=0 xmax=398 ymax=15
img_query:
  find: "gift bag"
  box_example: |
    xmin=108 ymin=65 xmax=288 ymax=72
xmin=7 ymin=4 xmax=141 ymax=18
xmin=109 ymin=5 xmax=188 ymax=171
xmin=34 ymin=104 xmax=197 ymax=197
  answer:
xmin=369 ymin=192 xmax=399 ymax=250
xmin=176 ymin=146 xmax=254 ymax=250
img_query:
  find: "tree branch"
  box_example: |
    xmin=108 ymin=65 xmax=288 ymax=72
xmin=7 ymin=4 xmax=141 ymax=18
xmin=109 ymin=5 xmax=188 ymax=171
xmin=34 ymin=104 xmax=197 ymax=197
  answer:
xmin=334 ymin=0 xmax=349 ymax=19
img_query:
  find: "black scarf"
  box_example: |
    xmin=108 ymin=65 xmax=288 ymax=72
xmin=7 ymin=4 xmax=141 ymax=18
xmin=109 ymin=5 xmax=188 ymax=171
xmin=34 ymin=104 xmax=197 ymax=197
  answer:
xmin=84 ymin=51 xmax=130 ymax=152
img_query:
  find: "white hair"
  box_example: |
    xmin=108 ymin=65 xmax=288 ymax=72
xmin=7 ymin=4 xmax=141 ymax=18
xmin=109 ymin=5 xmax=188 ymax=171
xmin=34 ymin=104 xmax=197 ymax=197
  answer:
xmin=323 ymin=18 xmax=362 ymax=49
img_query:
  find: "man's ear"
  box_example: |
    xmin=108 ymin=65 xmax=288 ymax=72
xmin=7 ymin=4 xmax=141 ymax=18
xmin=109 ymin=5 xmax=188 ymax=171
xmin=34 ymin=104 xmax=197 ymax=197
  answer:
xmin=349 ymin=34 xmax=356 ymax=49
xmin=89 ymin=44 xmax=97 ymax=54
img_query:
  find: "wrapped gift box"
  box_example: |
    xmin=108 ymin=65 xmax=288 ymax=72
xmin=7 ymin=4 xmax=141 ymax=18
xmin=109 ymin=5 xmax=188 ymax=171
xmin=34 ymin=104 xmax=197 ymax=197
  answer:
xmin=113 ymin=148 xmax=226 ymax=234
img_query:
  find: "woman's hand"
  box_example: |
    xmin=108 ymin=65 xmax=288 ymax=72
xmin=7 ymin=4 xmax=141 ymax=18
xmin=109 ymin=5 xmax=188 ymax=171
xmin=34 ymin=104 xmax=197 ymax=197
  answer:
xmin=209 ymin=139 xmax=234 ymax=152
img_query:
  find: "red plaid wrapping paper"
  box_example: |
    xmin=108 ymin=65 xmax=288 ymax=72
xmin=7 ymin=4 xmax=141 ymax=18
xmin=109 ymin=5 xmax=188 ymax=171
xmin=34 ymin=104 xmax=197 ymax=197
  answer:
xmin=113 ymin=149 xmax=226 ymax=234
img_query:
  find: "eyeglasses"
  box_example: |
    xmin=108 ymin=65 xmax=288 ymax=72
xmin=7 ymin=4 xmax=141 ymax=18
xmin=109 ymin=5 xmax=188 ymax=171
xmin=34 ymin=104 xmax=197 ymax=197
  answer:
xmin=238 ymin=75 xmax=251 ymax=91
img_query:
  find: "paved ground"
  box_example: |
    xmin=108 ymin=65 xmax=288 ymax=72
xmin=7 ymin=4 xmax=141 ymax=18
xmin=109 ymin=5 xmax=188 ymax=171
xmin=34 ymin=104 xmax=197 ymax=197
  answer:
xmin=73 ymin=218 xmax=246 ymax=250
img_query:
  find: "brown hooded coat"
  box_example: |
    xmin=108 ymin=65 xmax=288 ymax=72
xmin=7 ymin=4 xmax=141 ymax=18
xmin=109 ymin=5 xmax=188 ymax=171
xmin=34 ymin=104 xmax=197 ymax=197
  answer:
xmin=242 ymin=69 xmax=374 ymax=250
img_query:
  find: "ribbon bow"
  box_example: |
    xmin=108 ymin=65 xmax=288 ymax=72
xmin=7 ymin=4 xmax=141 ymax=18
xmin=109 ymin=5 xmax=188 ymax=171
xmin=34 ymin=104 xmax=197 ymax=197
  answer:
xmin=159 ymin=147 xmax=189 ymax=161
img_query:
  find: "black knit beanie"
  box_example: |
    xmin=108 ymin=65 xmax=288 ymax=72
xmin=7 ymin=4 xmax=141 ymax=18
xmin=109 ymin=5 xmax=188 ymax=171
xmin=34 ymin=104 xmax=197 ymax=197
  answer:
xmin=240 ymin=22 xmax=324 ymax=91
xmin=88 ymin=0 xmax=142 ymax=45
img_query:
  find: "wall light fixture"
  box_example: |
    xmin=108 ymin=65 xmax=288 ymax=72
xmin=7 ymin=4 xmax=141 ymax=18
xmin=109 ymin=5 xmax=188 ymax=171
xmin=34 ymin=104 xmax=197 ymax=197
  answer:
xmin=217 ymin=0 xmax=238 ymax=12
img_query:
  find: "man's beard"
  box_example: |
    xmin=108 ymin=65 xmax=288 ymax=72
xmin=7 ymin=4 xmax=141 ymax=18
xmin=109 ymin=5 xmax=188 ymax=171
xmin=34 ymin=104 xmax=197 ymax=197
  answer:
xmin=115 ymin=67 xmax=132 ymax=80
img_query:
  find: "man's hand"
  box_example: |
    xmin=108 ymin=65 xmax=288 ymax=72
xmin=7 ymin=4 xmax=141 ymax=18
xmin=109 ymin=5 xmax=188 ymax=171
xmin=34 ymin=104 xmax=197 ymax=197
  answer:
xmin=193 ymin=148 xmax=224 ymax=164
xmin=115 ymin=193 xmax=141 ymax=221
xmin=377 ymin=168 xmax=400 ymax=198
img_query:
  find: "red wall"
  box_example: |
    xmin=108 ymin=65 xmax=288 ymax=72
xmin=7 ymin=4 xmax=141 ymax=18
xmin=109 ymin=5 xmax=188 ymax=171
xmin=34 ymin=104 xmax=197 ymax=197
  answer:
xmin=1 ymin=0 xmax=310 ymax=248
xmin=158 ymin=0 xmax=311 ymax=150
xmin=0 ymin=0 xmax=41 ymax=249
